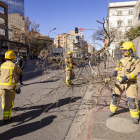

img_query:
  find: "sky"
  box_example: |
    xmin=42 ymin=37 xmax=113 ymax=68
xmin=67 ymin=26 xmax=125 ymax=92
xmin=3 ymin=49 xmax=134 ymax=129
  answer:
xmin=24 ymin=0 xmax=138 ymax=49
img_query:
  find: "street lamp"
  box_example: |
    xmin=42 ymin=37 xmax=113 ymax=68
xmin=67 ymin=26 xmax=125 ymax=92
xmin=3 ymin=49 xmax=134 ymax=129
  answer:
xmin=48 ymin=28 xmax=56 ymax=36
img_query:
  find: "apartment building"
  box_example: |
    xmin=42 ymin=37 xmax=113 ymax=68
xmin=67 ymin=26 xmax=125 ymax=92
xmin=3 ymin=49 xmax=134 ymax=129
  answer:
xmin=56 ymin=30 xmax=85 ymax=57
xmin=56 ymin=33 xmax=69 ymax=48
xmin=106 ymin=1 xmax=137 ymax=56
xmin=88 ymin=44 xmax=95 ymax=54
xmin=133 ymin=0 xmax=140 ymax=27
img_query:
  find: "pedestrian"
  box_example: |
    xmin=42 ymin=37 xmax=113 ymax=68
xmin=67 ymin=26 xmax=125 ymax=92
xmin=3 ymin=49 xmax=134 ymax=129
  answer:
xmin=65 ymin=51 xmax=75 ymax=85
xmin=15 ymin=52 xmax=26 ymax=85
xmin=108 ymin=41 xmax=140 ymax=124
xmin=0 ymin=50 xmax=23 ymax=125
xmin=23 ymin=54 xmax=27 ymax=66
xmin=38 ymin=56 xmax=41 ymax=62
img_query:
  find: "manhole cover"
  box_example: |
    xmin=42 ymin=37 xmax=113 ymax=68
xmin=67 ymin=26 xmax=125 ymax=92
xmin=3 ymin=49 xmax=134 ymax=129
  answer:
xmin=106 ymin=117 xmax=138 ymax=133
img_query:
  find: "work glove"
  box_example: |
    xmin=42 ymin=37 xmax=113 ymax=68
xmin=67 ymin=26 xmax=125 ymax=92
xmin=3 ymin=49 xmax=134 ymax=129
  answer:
xmin=20 ymin=67 xmax=24 ymax=70
xmin=120 ymin=76 xmax=128 ymax=84
xmin=113 ymin=71 xmax=118 ymax=77
xmin=16 ymin=85 xmax=21 ymax=94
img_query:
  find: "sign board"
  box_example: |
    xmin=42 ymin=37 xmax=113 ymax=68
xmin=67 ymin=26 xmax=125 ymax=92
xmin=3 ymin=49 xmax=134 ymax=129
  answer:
xmin=80 ymin=28 xmax=84 ymax=32
xmin=104 ymin=40 xmax=107 ymax=45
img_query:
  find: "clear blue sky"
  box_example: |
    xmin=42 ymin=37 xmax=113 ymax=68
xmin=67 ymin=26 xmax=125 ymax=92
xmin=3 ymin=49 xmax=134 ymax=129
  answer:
xmin=25 ymin=0 xmax=137 ymax=48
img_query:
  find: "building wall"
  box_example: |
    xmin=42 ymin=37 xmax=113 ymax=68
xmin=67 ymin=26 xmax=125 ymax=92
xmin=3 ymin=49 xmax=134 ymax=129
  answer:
xmin=0 ymin=1 xmax=8 ymax=40
xmin=56 ymin=33 xmax=69 ymax=48
xmin=88 ymin=44 xmax=95 ymax=54
xmin=133 ymin=0 xmax=140 ymax=27
xmin=107 ymin=1 xmax=137 ymax=56
xmin=109 ymin=1 xmax=137 ymax=32
xmin=8 ymin=13 xmax=25 ymax=31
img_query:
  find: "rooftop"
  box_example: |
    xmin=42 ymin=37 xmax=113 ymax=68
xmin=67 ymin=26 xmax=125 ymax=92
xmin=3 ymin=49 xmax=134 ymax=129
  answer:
xmin=110 ymin=1 xmax=137 ymax=7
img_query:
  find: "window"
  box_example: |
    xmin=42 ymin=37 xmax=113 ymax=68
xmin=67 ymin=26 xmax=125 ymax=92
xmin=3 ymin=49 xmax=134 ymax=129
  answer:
xmin=14 ymin=31 xmax=16 ymax=34
xmin=128 ymin=20 xmax=132 ymax=26
xmin=117 ymin=11 xmax=122 ymax=15
xmin=117 ymin=20 xmax=122 ymax=27
xmin=129 ymin=10 xmax=133 ymax=15
xmin=0 ymin=7 xmax=4 ymax=14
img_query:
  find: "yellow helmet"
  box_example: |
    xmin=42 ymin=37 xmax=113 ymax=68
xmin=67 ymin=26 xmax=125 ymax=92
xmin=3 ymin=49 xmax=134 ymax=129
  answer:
xmin=120 ymin=41 xmax=135 ymax=55
xmin=5 ymin=50 xmax=16 ymax=60
xmin=67 ymin=51 xmax=72 ymax=55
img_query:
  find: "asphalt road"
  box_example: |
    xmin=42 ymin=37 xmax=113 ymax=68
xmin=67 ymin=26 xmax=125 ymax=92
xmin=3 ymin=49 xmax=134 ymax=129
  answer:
xmin=0 ymin=61 xmax=87 ymax=140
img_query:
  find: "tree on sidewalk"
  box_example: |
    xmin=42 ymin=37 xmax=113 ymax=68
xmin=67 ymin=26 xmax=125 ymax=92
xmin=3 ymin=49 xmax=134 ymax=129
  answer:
xmin=25 ymin=16 xmax=40 ymax=57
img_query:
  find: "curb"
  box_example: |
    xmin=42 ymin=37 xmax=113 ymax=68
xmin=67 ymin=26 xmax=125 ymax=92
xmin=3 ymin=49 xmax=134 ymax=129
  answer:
xmin=65 ymin=85 xmax=94 ymax=140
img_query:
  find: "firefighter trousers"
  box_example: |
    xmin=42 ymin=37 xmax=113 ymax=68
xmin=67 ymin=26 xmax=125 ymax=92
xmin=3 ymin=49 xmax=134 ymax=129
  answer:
xmin=110 ymin=81 xmax=139 ymax=119
xmin=0 ymin=89 xmax=15 ymax=120
xmin=66 ymin=69 xmax=74 ymax=85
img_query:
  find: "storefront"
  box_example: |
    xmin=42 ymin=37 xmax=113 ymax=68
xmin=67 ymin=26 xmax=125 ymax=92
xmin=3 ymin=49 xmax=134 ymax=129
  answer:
xmin=0 ymin=39 xmax=29 ymax=64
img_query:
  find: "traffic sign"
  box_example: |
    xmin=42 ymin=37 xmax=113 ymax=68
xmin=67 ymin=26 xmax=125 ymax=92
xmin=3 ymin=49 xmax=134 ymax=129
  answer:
xmin=80 ymin=28 xmax=83 ymax=32
xmin=104 ymin=40 xmax=107 ymax=45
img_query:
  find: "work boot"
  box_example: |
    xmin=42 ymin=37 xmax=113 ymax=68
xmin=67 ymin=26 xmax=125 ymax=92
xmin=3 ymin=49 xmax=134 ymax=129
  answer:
xmin=3 ymin=120 xmax=9 ymax=125
xmin=20 ymin=82 xmax=24 ymax=85
xmin=132 ymin=118 xmax=139 ymax=124
xmin=108 ymin=111 xmax=115 ymax=117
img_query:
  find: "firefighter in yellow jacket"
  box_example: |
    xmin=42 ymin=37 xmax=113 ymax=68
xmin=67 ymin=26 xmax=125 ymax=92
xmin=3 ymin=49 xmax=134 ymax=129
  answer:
xmin=109 ymin=41 xmax=140 ymax=124
xmin=0 ymin=50 xmax=22 ymax=125
xmin=65 ymin=51 xmax=75 ymax=85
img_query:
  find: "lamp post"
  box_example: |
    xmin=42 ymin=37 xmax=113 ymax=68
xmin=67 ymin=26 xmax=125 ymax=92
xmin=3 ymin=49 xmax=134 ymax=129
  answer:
xmin=48 ymin=28 xmax=56 ymax=37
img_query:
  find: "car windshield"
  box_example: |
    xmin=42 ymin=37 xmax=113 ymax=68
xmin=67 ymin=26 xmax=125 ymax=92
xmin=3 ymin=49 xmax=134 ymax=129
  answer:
xmin=53 ymin=53 xmax=60 ymax=57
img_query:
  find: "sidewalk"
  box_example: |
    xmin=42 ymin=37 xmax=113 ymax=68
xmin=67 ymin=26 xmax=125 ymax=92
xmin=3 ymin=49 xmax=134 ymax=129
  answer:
xmin=79 ymin=64 xmax=140 ymax=140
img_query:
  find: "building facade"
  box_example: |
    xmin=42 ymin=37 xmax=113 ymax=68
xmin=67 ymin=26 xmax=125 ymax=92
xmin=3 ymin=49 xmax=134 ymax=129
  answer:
xmin=88 ymin=44 xmax=95 ymax=54
xmin=56 ymin=30 xmax=86 ymax=57
xmin=0 ymin=1 xmax=8 ymax=40
xmin=56 ymin=33 xmax=69 ymax=48
xmin=0 ymin=0 xmax=24 ymax=16
xmin=133 ymin=0 xmax=140 ymax=27
xmin=106 ymin=1 xmax=137 ymax=56
xmin=0 ymin=0 xmax=26 ymax=55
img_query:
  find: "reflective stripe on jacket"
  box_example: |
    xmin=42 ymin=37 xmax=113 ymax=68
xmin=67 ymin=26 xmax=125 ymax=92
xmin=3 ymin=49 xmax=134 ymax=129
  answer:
xmin=0 ymin=60 xmax=22 ymax=90
xmin=115 ymin=55 xmax=140 ymax=82
xmin=65 ymin=57 xmax=73 ymax=70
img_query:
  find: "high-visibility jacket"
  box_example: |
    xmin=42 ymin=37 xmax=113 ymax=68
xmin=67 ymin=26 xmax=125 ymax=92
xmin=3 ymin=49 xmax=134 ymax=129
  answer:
xmin=115 ymin=55 xmax=140 ymax=82
xmin=0 ymin=60 xmax=22 ymax=90
xmin=65 ymin=57 xmax=74 ymax=70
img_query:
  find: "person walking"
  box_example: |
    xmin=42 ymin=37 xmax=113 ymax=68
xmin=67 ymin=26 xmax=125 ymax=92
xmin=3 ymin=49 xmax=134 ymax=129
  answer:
xmin=0 ymin=50 xmax=23 ymax=125
xmin=108 ymin=41 xmax=140 ymax=124
xmin=15 ymin=52 xmax=26 ymax=85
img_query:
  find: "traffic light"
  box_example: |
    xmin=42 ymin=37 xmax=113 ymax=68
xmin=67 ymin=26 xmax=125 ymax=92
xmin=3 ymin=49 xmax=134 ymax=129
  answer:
xmin=75 ymin=27 xmax=78 ymax=34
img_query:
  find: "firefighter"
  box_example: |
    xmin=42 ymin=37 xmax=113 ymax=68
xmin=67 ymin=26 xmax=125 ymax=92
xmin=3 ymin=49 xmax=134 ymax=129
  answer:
xmin=65 ymin=51 xmax=75 ymax=85
xmin=0 ymin=50 xmax=23 ymax=125
xmin=108 ymin=41 xmax=140 ymax=124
